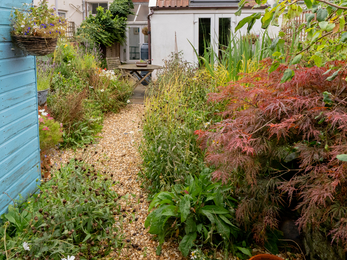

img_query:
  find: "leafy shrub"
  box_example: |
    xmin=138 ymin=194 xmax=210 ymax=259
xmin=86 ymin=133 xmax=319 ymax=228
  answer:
xmin=0 ymin=159 xmax=122 ymax=260
xmin=77 ymin=0 xmax=133 ymax=47
xmin=145 ymin=169 xmax=252 ymax=258
xmin=140 ymin=54 xmax=226 ymax=195
xmin=195 ymin=59 xmax=347 ymax=248
xmin=38 ymin=107 xmax=63 ymax=151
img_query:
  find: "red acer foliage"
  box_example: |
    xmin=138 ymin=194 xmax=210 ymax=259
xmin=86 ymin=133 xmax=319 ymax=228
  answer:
xmin=195 ymin=59 xmax=347 ymax=246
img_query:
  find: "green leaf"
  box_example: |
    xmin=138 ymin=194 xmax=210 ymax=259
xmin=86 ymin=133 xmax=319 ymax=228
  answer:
xmin=340 ymin=16 xmax=345 ymax=31
xmin=185 ymin=215 xmax=197 ymax=234
xmin=236 ymin=0 xmax=247 ymax=16
xmin=312 ymin=55 xmax=323 ymax=67
xmin=337 ymin=154 xmax=347 ymax=162
xmin=340 ymin=32 xmax=347 ymax=42
xmin=319 ymin=21 xmax=329 ymax=30
xmin=201 ymin=205 xmax=229 ymax=214
xmin=319 ymin=21 xmax=335 ymax=31
xmin=290 ymin=54 xmax=302 ymax=65
xmin=200 ymin=209 xmax=216 ymax=224
xmin=270 ymin=37 xmax=279 ymax=51
xmin=280 ymin=69 xmax=294 ymax=83
xmin=304 ymin=0 xmax=312 ymax=9
xmin=306 ymin=13 xmax=315 ymax=25
xmin=179 ymin=195 xmax=191 ymax=222
xmin=237 ymin=246 xmax=252 ymax=257
xmin=215 ymin=216 xmax=231 ymax=239
xmin=235 ymin=16 xmax=252 ymax=32
xmin=317 ymin=8 xmax=328 ymax=22
xmin=179 ymin=232 xmax=197 ymax=257
xmin=261 ymin=11 xmax=274 ymax=29
xmin=161 ymin=205 xmax=178 ymax=216
xmin=326 ymin=70 xmax=339 ymax=81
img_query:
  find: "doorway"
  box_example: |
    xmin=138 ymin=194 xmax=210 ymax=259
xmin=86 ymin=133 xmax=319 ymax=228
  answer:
xmin=126 ymin=25 xmax=148 ymax=62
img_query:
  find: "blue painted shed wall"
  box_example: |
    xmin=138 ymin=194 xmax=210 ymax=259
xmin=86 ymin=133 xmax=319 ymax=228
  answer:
xmin=0 ymin=0 xmax=41 ymax=215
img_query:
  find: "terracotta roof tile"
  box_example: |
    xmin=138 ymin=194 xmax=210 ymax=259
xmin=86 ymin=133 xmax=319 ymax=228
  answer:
xmin=156 ymin=0 xmax=189 ymax=8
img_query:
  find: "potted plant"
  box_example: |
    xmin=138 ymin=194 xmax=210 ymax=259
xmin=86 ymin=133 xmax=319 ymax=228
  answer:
xmin=36 ymin=59 xmax=54 ymax=105
xmin=10 ymin=0 xmax=67 ymax=56
xmin=136 ymin=59 xmax=148 ymax=67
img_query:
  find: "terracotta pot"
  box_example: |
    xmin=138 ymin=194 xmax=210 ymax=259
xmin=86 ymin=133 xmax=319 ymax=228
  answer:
xmin=249 ymin=254 xmax=284 ymax=260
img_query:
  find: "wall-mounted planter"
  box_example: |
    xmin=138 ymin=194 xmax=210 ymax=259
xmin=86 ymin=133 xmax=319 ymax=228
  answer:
xmin=12 ymin=36 xmax=57 ymax=56
xmin=249 ymin=254 xmax=284 ymax=260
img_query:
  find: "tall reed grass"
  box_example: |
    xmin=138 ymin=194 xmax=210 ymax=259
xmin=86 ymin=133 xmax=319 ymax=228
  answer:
xmin=195 ymin=31 xmax=284 ymax=82
xmin=140 ymin=54 xmax=226 ymax=195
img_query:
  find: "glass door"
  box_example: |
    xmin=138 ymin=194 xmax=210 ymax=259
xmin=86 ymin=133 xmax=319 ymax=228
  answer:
xmin=127 ymin=25 xmax=149 ymax=62
xmin=128 ymin=27 xmax=141 ymax=61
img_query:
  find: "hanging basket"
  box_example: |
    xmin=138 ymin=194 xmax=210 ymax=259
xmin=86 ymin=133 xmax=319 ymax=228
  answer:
xmin=249 ymin=254 xmax=284 ymax=260
xmin=12 ymin=35 xmax=57 ymax=56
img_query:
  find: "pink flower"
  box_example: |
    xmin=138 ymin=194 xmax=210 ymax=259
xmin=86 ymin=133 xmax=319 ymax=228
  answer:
xmin=42 ymin=126 xmax=50 ymax=131
xmin=39 ymin=118 xmax=44 ymax=123
xmin=48 ymin=117 xmax=53 ymax=120
xmin=183 ymin=190 xmax=189 ymax=194
xmin=60 ymin=123 xmax=63 ymax=127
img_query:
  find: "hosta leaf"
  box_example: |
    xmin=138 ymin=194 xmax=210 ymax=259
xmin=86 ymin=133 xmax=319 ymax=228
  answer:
xmin=337 ymin=154 xmax=347 ymax=162
xmin=179 ymin=232 xmax=197 ymax=257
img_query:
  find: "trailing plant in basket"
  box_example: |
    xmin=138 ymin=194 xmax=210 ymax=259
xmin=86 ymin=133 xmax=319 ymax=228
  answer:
xmin=10 ymin=0 xmax=67 ymax=37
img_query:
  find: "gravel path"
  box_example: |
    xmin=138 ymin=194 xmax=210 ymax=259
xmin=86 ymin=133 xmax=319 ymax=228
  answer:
xmin=52 ymin=104 xmax=184 ymax=260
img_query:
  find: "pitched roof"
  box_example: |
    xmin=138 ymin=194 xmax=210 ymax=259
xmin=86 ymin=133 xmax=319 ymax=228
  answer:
xmin=154 ymin=0 xmax=263 ymax=8
xmin=156 ymin=0 xmax=189 ymax=8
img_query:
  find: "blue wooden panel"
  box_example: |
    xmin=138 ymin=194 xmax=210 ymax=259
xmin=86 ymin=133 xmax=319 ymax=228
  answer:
xmin=0 ymin=42 xmax=26 ymax=59
xmin=0 ymin=70 xmax=35 ymax=93
xmin=0 ymin=83 xmax=36 ymax=110
xmin=0 ymin=0 xmax=29 ymax=9
xmin=0 ymin=9 xmax=12 ymax=25
xmin=0 ymin=152 xmax=39 ymax=192
xmin=0 ymin=97 xmax=36 ymax=125
xmin=0 ymin=56 xmax=35 ymax=77
xmin=0 ymin=25 xmax=11 ymax=42
xmin=0 ymin=110 xmax=37 ymax=145
xmin=0 ymin=165 xmax=40 ymax=214
xmin=0 ymin=124 xmax=37 ymax=162
xmin=0 ymin=137 xmax=39 ymax=174
xmin=0 ymin=0 xmax=40 ymax=215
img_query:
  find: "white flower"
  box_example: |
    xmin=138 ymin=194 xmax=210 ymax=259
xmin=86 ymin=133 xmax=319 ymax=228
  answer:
xmin=127 ymin=100 xmax=130 ymax=104
xmin=41 ymin=112 xmax=48 ymax=116
xmin=23 ymin=242 xmax=30 ymax=251
xmin=89 ymin=86 xmax=94 ymax=89
xmin=21 ymin=25 xmax=25 ymax=28
xmin=39 ymin=109 xmax=45 ymax=113
xmin=100 ymin=89 xmax=104 ymax=92
xmin=61 ymin=256 xmax=75 ymax=260
xmin=38 ymin=115 xmax=41 ymax=119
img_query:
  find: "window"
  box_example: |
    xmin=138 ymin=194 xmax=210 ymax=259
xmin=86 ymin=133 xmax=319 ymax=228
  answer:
xmin=58 ymin=12 xmax=66 ymax=18
xmin=91 ymin=3 xmax=108 ymax=14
